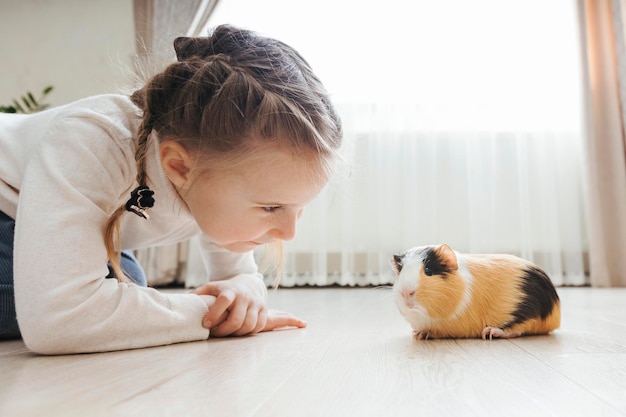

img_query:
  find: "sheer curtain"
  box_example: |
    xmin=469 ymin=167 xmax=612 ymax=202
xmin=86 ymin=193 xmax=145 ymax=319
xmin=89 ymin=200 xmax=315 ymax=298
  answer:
xmin=133 ymin=0 xmax=220 ymax=65
xmin=200 ymin=0 xmax=589 ymax=288
xmin=275 ymin=107 xmax=587 ymax=287
xmin=579 ymin=0 xmax=626 ymax=287
xmin=131 ymin=0 xmax=219 ymax=286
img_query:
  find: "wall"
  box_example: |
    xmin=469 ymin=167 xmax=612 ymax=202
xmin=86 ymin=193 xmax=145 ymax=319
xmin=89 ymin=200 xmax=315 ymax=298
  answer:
xmin=0 ymin=0 xmax=135 ymax=108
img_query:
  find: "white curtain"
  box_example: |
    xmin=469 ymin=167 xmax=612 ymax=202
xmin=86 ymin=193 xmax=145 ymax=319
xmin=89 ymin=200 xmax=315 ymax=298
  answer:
xmin=274 ymin=104 xmax=588 ymax=287
xmin=132 ymin=0 xmax=219 ymax=286
xmin=134 ymin=0 xmax=220 ymax=64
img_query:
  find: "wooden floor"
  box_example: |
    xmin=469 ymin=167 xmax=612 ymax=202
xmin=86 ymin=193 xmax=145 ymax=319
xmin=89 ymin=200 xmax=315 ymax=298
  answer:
xmin=1 ymin=287 xmax=625 ymax=417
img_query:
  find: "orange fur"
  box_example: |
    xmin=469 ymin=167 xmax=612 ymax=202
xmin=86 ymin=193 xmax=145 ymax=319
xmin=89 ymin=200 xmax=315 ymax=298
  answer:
xmin=415 ymin=274 xmax=465 ymax=320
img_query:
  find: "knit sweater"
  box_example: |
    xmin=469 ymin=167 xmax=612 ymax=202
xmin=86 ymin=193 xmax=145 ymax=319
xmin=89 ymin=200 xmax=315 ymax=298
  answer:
xmin=0 ymin=94 xmax=265 ymax=354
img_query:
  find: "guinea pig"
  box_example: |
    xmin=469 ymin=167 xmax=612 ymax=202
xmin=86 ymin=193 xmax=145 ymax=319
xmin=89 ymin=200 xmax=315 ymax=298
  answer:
xmin=391 ymin=244 xmax=560 ymax=340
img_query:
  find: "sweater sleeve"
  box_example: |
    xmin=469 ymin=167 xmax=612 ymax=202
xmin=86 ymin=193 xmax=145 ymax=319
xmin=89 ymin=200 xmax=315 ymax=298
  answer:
xmin=198 ymin=235 xmax=261 ymax=280
xmin=198 ymin=235 xmax=268 ymax=297
xmin=13 ymin=108 xmax=209 ymax=355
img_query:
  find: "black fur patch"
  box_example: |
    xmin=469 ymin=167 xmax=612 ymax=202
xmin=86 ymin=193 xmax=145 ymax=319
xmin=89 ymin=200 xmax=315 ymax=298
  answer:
xmin=508 ymin=266 xmax=560 ymax=326
xmin=422 ymin=247 xmax=453 ymax=277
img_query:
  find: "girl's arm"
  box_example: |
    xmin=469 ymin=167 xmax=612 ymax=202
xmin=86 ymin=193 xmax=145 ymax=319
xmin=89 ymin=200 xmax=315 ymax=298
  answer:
xmin=14 ymin=106 xmax=210 ymax=354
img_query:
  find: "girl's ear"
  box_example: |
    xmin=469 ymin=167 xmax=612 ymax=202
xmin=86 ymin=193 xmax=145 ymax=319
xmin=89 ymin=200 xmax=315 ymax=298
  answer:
xmin=159 ymin=140 xmax=194 ymax=190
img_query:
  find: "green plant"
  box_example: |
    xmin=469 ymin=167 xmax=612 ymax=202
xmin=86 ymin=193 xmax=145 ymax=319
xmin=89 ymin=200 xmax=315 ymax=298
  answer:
xmin=0 ymin=85 xmax=54 ymax=113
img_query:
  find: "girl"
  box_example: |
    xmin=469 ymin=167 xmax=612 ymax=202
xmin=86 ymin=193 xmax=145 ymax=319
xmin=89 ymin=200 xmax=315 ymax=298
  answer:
xmin=0 ymin=25 xmax=342 ymax=354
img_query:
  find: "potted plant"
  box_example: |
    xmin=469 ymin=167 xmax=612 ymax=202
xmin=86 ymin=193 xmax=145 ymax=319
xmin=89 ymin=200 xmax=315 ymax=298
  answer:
xmin=0 ymin=85 xmax=54 ymax=113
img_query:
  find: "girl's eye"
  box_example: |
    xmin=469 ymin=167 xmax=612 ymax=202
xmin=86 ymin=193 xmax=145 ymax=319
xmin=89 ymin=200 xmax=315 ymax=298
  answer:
xmin=262 ymin=206 xmax=281 ymax=213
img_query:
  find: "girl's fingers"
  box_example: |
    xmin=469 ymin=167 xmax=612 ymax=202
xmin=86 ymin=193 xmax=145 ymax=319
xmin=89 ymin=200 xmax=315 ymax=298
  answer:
xmin=202 ymin=289 xmax=236 ymax=328
xmin=192 ymin=282 xmax=221 ymax=296
xmin=252 ymin=307 xmax=268 ymax=334
xmin=232 ymin=306 xmax=261 ymax=337
xmin=264 ymin=310 xmax=307 ymax=331
xmin=208 ymin=308 xmax=306 ymax=337
xmin=210 ymin=300 xmax=247 ymax=337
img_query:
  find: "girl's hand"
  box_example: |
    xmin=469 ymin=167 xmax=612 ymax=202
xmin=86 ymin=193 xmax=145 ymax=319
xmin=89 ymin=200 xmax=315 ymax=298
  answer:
xmin=192 ymin=274 xmax=268 ymax=337
xmin=193 ymin=275 xmax=307 ymax=337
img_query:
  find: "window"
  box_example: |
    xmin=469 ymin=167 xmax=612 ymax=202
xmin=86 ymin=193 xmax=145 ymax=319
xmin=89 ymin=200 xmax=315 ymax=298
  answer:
xmin=208 ymin=0 xmax=583 ymax=131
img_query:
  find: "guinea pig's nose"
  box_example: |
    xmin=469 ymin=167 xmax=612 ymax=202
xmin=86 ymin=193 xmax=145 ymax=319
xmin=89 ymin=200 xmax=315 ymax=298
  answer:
xmin=403 ymin=289 xmax=416 ymax=302
xmin=400 ymin=289 xmax=417 ymax=309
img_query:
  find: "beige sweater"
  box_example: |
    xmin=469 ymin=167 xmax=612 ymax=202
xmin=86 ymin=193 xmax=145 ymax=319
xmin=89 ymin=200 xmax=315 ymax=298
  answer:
xmin=0 ymin=94 xmax=265 ymax=354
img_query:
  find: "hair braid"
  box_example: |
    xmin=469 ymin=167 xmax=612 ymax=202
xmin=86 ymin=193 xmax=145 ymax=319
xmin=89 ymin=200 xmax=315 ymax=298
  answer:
xmin=103 ymin=92 xmax=155 ymax=282
xmin=133 ymin=116 xmax=153 ymax=186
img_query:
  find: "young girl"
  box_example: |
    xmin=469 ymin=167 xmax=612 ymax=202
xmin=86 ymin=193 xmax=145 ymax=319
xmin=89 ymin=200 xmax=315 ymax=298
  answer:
xmin=0 ymin=24 xmax=342 ymax=354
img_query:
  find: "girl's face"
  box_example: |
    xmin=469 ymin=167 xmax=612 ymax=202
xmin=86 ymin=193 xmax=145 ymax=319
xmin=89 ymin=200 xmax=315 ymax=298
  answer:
xmin=174 ymin=142 xmax=328 ymax=253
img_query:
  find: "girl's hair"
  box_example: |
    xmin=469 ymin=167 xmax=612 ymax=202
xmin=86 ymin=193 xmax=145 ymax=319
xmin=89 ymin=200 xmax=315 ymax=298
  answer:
xmin=105 ymin=24 xmax=343 ymax=283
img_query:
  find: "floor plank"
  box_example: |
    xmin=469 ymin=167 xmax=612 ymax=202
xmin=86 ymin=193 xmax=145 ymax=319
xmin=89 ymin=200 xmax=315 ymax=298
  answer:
xmin=1 ymin=287 xmax=625 ymax=417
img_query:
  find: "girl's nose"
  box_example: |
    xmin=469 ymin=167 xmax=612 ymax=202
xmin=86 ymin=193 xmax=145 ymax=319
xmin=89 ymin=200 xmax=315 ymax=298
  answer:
xmin=269 ymin=209 xmax=303 ymax=241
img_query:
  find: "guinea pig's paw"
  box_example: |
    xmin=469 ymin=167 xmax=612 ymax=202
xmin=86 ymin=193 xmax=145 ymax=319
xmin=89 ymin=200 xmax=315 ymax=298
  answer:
xmin=413 ymin=330 xmax=431 ymax=340
xmin=481 ymin=327 xmax=521 ymax=340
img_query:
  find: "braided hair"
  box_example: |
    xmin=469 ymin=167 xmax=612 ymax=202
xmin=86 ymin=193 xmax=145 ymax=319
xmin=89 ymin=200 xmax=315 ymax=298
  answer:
xmin=104 ymin=24 xmax=343 ymax=281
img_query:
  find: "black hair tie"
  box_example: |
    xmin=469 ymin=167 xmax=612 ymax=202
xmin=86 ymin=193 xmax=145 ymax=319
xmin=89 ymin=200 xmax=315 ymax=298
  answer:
xmin=125 ymin=185 xmax=155 ymax=220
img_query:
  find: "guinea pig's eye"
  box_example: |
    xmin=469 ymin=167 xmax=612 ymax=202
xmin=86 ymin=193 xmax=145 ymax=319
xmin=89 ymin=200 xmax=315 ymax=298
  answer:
xmin=424 ymin=266 xmax=433 ymax=276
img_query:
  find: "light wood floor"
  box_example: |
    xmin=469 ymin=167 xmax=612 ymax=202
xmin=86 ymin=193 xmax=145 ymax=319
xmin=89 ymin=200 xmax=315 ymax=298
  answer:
xmin=1 ymin=287 xmax=625 ymax=417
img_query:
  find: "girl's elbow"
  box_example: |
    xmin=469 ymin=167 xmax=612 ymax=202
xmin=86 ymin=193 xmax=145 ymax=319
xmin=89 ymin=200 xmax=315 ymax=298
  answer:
xmin=19 ymin=318 xmax=79 ymax=355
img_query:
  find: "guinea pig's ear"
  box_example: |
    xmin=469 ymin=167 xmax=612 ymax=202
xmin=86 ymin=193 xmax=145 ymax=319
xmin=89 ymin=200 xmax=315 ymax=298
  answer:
xmin=435 ymin=244 xmax=458 ymax=271
xmin=391 ymin=254 xmax=404 ymax=275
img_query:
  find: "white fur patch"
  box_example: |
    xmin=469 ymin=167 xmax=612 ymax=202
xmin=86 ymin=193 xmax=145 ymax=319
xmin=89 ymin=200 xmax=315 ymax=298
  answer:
xmin=452 ymin=254 xmax=473 ymax=317
xmin=392 ymin=246 xmax=432 ymax=331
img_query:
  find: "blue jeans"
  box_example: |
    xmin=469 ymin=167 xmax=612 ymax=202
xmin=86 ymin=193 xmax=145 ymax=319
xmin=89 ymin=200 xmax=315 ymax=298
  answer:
xmin=0 ymin=210 xmax=146 ymax=340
